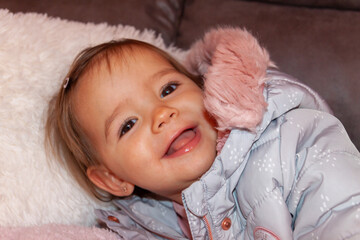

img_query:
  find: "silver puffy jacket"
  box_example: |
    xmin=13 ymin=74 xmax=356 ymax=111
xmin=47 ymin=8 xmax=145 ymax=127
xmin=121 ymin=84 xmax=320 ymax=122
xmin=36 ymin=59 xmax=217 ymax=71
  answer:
xmin=96 ymin=70 xmax=360 ymax=240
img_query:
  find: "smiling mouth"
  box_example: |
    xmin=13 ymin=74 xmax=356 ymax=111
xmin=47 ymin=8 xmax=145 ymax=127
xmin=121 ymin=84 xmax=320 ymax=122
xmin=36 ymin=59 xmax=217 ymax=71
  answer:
xmin=165 ymin=127 xmax=201 ymax=158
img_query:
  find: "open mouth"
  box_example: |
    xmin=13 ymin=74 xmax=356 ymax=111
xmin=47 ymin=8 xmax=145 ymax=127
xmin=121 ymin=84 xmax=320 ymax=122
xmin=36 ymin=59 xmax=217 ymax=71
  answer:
xmin=165 ymin=127 xmax=201 ymax=158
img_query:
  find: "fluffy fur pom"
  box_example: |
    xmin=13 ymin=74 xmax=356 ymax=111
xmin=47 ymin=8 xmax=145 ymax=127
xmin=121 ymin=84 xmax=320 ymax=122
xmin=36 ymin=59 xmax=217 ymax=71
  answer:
xmin=185 ymin=27 xmax=274 ymax=151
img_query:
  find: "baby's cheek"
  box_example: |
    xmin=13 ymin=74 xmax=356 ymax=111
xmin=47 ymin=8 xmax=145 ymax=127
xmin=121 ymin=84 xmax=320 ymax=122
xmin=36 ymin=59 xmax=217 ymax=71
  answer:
xmin=186 ymin=91 xmax=205 ymax=108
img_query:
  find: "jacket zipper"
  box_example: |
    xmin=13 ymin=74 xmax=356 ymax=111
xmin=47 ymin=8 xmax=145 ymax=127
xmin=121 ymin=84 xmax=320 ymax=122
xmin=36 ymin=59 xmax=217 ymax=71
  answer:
xmin=203 ymin=216 xmax=214 ymax=240
xmin=183 ymin=194 xmax=212 ymax=240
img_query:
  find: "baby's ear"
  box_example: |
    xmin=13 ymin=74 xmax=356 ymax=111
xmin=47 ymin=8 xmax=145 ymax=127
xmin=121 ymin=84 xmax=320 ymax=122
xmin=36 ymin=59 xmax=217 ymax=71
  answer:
xmin=87 ymin=165 xmax=134 ymax=197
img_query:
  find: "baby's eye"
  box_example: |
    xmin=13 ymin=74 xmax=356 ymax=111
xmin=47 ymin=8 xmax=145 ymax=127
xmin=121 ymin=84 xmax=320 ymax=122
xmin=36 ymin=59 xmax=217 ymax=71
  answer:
xmin=119 ymin=118 xmax=137 ymax=137
xmin=161 ymin=82 xmax=179 ymax=98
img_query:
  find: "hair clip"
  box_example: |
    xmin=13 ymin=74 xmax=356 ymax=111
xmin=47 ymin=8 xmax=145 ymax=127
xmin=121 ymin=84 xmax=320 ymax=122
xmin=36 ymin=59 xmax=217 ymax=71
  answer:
xmin=63 ymin=77 xmax=70 ymax=89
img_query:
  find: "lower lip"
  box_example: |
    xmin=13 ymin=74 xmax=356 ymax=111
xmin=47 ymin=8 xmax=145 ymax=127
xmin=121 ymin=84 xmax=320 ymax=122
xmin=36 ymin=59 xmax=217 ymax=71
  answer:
xmin=165 ymin=128 xmax=201 ymax=159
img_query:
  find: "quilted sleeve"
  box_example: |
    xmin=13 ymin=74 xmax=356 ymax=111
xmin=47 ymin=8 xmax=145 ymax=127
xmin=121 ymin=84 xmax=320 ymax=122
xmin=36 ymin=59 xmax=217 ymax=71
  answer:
xmin=281 ymin=109 xmax=360 ymax=240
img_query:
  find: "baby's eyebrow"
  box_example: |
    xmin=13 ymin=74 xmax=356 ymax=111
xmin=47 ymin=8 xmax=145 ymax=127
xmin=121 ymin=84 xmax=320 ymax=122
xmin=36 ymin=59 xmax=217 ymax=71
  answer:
xmin=105 ymin=102 xmax=123 ymax=141
xmin=149 ymin=68 xmax=177 ymax=83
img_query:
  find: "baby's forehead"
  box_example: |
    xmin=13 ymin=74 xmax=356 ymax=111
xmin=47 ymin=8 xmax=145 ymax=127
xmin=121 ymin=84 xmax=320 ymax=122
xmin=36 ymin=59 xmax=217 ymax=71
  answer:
xmin=91 ymin=45 xmax=172 ymax=75
xmin=79 ymin=47 xmax=180 ymax=90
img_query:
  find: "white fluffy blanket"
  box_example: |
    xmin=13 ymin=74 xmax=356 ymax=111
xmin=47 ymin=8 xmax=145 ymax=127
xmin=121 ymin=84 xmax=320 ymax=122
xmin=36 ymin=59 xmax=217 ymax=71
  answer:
xmin=0 ymin=8 xmax=184 ymax=235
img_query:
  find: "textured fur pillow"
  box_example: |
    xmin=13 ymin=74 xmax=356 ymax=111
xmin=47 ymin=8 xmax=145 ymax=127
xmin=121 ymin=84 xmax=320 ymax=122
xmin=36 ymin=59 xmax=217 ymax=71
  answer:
xmin=0 ymin=9 xmax=184 ymax=227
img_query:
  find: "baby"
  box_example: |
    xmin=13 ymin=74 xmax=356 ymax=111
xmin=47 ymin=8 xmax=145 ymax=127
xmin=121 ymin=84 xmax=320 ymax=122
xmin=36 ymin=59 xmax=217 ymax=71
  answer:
xmin=47 ymin=28 xmax=360 ymax=239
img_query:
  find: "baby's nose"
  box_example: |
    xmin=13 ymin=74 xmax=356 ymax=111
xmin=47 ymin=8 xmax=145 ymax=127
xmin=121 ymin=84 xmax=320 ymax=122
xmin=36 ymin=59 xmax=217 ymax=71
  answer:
xmin=152 ymin=106 xmax=178 ymax=132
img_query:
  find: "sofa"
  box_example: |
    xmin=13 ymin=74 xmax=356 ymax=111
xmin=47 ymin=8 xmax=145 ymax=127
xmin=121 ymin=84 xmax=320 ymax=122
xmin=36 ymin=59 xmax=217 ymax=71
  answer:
xmin=0 ymin=0 xmax=359 ymax=238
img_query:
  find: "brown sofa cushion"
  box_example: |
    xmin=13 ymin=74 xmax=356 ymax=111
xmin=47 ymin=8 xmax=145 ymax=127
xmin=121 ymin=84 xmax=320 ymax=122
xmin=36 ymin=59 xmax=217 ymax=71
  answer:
xmin=0 ymin=0 xmax=184 ymax=44
xmin=178 ymin=0 xmax=360 ymax=149
xmin=244 ymin=0 xmax=360 ymax=10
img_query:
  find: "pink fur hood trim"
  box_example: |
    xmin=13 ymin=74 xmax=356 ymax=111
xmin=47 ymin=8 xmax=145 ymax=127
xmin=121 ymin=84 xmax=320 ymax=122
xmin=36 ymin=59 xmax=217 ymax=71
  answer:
xmin=184 ymin=27 xmax=274 ymax=151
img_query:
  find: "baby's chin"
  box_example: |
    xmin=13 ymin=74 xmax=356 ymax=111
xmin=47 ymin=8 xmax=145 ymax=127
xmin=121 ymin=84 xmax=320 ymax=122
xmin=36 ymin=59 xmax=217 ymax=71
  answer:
xmin=186 ymin=154 xmax=216 ymax=182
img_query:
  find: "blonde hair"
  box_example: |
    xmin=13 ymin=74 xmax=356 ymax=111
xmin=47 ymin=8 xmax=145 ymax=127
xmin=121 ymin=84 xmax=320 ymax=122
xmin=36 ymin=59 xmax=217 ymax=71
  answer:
xmin=45 ymin=39 xmax=202 ymax=201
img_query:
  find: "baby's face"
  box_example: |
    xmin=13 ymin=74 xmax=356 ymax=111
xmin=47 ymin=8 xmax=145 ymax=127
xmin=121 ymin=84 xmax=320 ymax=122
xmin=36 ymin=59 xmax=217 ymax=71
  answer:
xmin=73 ymin=48 xmax=217 ymax=202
